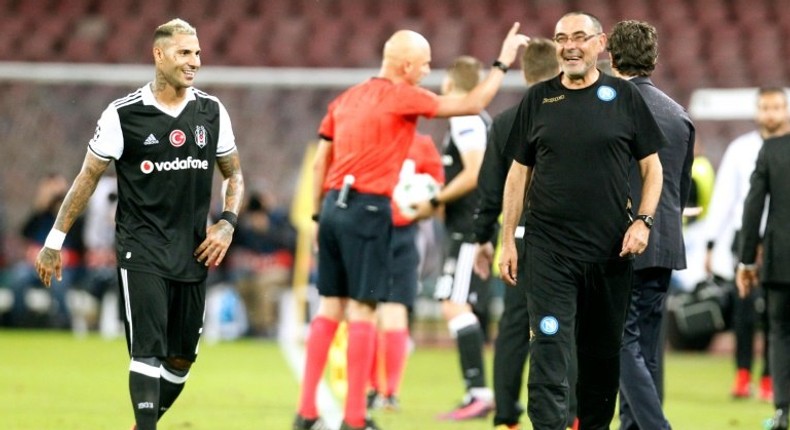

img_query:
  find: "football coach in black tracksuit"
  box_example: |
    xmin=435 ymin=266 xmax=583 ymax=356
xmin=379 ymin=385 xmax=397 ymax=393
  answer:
xmin=607 ymin=20 xmax=696 ymax=430
xmin=499 ymin=12 xmax=666 ymax=430
xmin=471 ymin=38 xmax=580 ymax=430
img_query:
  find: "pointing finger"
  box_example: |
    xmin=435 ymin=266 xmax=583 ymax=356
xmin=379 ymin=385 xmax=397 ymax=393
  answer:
xmin=508 ymin=22 xmax=521 ymax=37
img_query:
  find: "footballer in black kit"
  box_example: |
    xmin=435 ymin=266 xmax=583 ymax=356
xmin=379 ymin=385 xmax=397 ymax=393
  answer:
xmin=35 ymin=19 xmax=244 ymax=430
xmin=437 ymin=112 xmax=492 ymax=303
xmin=93 ymin=85 xmax=235 ymax=281
xmin=434 ymin=110 xmax=497 ymax=418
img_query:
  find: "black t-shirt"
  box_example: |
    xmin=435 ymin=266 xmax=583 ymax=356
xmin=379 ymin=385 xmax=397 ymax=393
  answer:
xmin=89 ymin=85 xmax=237 ymax=281
xmin=505 ymin=73 xmax=665 ymax=262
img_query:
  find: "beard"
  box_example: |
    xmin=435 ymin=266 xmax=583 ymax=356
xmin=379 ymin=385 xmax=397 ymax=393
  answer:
xmin=763 ymin=120 xmax=786 ymax=135
xmin=561 ymin=58 xmax=593 ymax=81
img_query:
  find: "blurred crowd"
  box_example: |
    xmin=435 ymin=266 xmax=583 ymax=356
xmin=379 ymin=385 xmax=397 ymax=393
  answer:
xmin=0 ymin=173 xmax=297 ymax=339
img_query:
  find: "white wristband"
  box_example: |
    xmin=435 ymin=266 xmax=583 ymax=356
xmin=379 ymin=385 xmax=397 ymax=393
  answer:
xmin=44 ymin=229 xmax=66 ymax=251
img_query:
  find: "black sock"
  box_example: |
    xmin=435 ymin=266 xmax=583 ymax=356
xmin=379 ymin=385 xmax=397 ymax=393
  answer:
xmin=129 ymin=357 xmax=161 ymax=430
xmin=457 ymin=322 xmax=486 ymax=390
xmin=158 ymin=362 xmax=189 ymax=419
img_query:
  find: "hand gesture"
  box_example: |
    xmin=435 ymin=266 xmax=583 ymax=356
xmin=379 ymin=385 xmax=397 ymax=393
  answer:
xmin=195 ymin=220 xmax=235 ymax=267
xmin=473 ymin=242 xmax=495 ymax=280
xmin=499 ymin=238 xmax=518 ymax=286
xmin=619 ymin=221 xmax=650 ymax=257
xmin=35 ymin=247 xmax=62 ymax=288
xmin=410 ymin=199 xmax=437 ymax=221
xmin=736 ymin=265 xmax=760 ymax=298
xmin=497 ymin=22 xmax=531 ymax=67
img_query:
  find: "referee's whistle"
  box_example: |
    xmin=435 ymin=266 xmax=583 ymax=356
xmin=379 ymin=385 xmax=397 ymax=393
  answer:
xmin=336 ymin=174 xmax=355 ymax=208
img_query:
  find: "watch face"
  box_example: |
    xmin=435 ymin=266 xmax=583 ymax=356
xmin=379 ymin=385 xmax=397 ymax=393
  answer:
xmin=639 ymin=215 xmax=654 ymax=227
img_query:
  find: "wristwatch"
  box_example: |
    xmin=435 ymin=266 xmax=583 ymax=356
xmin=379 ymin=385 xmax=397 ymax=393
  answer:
xmin=635 ymin=214 xmax=654 ymax=229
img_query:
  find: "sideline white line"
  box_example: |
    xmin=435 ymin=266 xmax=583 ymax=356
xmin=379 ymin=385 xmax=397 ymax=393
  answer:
xmin=279 ymin=289 xmax=342 ymax=430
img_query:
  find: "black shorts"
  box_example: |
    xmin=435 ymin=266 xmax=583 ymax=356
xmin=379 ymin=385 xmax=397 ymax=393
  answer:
xmin=386 ymin=224 xmax=420 ymax=307
xmin=118 ymin=268 xmax=206 ymax=361
xmin=317 ymin=189 xmax=392 ymax=302
xmin=434 ymin=235 xmax=489 ymax=306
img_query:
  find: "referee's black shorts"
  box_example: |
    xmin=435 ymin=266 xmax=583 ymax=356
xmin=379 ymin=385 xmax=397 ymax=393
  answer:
xmin=386 ymin=223 xmax=420 ymax=307
xmin=118 ymin=268 xmax=206 ymax=362
xmin=317 ymin=189 xmax=392 ymax=302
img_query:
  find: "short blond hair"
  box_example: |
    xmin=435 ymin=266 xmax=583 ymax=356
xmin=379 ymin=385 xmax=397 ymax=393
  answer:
xmin=447 ymin=56 xmax=481 ymax=92
xmin=153 ymin=18 xmax=196 ymax=44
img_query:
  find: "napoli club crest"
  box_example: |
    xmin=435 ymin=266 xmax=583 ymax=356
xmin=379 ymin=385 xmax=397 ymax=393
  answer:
xmin=194 ymin=125 xmax=207 ymax=149
xmin=539 ymin=316 xmax=559 ymax=335
xmin=596 ymin=85 xmax=617 ymax=102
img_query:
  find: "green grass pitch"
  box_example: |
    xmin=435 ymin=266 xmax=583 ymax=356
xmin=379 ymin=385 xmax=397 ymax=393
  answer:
xmin=0 ymin=330 xmax=773 ymax=429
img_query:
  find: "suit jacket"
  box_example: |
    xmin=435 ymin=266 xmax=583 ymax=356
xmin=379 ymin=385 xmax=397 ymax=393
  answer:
xmin=629 ymin=77 xmax=696 ymax=271
xmin=739 ymin=134 xmax=790 ymax=283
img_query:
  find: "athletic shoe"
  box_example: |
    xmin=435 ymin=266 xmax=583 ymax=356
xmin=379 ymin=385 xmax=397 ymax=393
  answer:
xmin=339 ymin=417 xmax=382 ymax=430
xmin=760 ymin=376 xmax=774 ymax=402
xmin=379 ymin=395 xmax=400 ymax=412
xmin=436 ymin=397 xmax=493 ymax=421
xmin=763 ymin=409 xmax=789 ymax=430
xmin=292 ymin=413 xmax=332 ymax=430
xmin=731 ymin=368 xmax=752 ymax=398
xmin=494 ymin=424 xmax=521 ymax=430
xmin=366 ymin=390 xmax=380 ymax=409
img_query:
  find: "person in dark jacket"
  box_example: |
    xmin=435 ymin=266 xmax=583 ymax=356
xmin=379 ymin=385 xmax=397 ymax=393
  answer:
xmin=607 ymin=20 xmax=696 ymax=430
xmin=738 ymin=126 xmax=790 ymax=430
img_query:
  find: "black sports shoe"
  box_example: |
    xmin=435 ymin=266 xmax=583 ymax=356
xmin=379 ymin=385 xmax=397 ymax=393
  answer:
xmin=765 ymin=409 xmax=790 ymax=430
xmin=339 ymin=417 xmax=382 ymax=430
xmin=366 ymin=390 xmax=380 ymax=409
xmin=379 ymin=395 xmax=400 ymax=412
xmin=292 ymin=413 xmax=331 ymax=430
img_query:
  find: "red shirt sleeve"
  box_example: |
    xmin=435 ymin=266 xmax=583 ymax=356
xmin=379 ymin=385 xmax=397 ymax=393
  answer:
xmin=412 ymin=133 xmax=445 ymax=184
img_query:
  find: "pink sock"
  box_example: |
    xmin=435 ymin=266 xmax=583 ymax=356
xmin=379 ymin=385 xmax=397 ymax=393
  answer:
xmin=345 ymin=321 xmax=376 ymax=427
xmin=384 ymin=329 xmax=409 ymax=396
xmin=297 ymin=316 xmax=339 ymax=418
xmin=368 ymin=331 xmax=381 ymax=393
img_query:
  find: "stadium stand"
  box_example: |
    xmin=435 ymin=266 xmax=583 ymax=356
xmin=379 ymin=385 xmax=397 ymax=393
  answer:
xmin=0 ymin=0 xmax=785 ymax=233
xmin=0 ymin=0 xmax=785 ymax=94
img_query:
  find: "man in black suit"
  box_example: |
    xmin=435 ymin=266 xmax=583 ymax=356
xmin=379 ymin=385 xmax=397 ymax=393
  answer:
xmin=737 ymin=101 xmax=790 ymax=430
xmin=607 ymin=20 xmax=696 ymax=430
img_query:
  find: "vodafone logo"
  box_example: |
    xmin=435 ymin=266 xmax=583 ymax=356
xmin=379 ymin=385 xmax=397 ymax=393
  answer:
xmin=140 ymin=156 xmax=209 ymax=174
xmin=140 ymin=160 xmax=155 ymax=174
xmin=169 ymin=129 xmax=186 ymax=147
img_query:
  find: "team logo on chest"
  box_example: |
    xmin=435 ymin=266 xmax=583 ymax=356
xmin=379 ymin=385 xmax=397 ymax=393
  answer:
xmin=169 ymin=129 xmax=186 ymax=147
xmin=597 ymin=85 xmax=617 ymax=102
xmin=194 ymin=125 xmax=207 ymax=149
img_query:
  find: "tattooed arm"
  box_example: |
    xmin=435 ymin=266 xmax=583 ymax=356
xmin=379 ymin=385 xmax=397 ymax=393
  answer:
xmin=36 ymin=152 xmax=110 ymax=287
xmin=194 ymin=149 xmax=244 ymax=267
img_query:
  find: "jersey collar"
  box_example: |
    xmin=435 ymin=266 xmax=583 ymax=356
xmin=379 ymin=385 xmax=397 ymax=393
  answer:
xmin=141 ymin=83 xmax=196 ymax=118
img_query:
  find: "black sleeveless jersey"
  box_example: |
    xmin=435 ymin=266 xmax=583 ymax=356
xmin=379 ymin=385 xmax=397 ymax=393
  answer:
xmin=88 ymin=84 xmax=236 ymax=281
